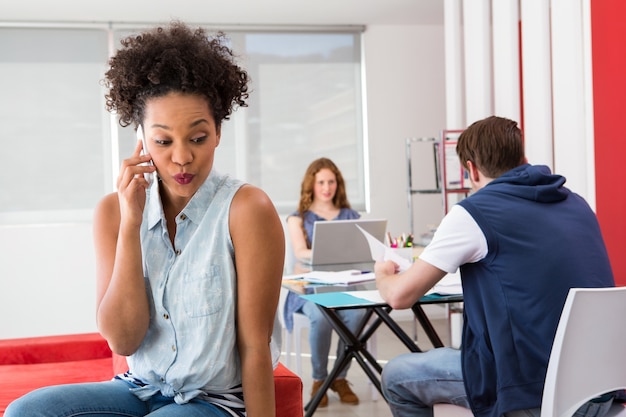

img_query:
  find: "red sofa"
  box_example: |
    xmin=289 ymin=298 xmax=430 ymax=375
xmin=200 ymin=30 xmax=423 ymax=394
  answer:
xmin=0 ymin=333 xmax=302 ymax=416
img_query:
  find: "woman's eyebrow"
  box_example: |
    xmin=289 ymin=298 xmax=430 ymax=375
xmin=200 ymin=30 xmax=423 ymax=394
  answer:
xmin=149 ymin=119 xmax=210 ymax=130
xmin=189 ymin=119 xmax=210 ymax=128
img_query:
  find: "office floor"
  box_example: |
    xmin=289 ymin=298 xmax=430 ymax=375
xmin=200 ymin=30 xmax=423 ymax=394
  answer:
xmin=278 ymin=312 xmax=452 ymax=417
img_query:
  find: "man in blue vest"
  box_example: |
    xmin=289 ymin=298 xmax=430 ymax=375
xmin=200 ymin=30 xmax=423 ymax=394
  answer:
xmin=375 ymin=115 xmax=615 ymax=417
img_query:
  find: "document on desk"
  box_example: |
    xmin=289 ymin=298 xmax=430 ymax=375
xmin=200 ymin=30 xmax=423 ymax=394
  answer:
xmin=356 ymin=225 xmax=412 ymax=271
xmin=288 ymin=270 xmax=376 ymax=285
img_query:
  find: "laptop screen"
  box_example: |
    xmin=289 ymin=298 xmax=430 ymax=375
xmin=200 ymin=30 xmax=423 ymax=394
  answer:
xmin=308 ymin=219 xmax=387 ymax=266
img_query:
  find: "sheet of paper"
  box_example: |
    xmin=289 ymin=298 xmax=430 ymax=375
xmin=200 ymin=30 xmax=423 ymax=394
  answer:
xmin=282 ymin=273 xmax=307 ymax=281
xmin=356 ymin=225 xmax=412 ymax=271
xmin=300 ymin=270 xmax=376 ymax=285
xmin=348 ymin=290 xmax=386 ymax=303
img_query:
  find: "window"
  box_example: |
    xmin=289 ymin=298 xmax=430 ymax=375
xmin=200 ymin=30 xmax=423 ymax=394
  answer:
xmin=222 ymin=31 xmax=366 ymax=212
xmin=1 ymin=24 xmax=365 ymax=224
xmin=0 ymin=27 xmax=109 ymax=223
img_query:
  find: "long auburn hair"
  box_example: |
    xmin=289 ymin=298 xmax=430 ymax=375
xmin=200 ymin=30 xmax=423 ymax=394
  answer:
xmin=297 ymin=157 xmax=352 ymax=246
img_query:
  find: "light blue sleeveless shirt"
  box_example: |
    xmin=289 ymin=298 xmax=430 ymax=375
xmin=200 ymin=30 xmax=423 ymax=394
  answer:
xmin=123 ymin=170 xmax=279 ymax=409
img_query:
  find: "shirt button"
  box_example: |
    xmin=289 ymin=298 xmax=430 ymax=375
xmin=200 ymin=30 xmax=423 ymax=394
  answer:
xmin=175 ymin=249 xmax=181 ymax=256
xmin=180 ymin=214 xmax=187 ymax=220
xmin=163 ymin=313 xmax=169 ymax=320
xmin=171 ymin=345 xmax=176 ymax=352
xmin=160 ymin=377 xmax=165 ymax=382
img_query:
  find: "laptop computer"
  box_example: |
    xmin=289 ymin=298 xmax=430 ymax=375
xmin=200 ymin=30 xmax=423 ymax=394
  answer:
xmin=304 ymin=218 xmax=388 ymax=267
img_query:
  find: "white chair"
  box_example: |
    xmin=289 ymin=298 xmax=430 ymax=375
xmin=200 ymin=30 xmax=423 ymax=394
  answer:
xmin=540 ymin=286 xmax=626 ymax=417
xmin=278 ymin=287 xmax=309 ymax=376
xmin=434 ymin=286 xmax=626 ymax=417
xmin=277 ymin=287 xmax=379 ymax=400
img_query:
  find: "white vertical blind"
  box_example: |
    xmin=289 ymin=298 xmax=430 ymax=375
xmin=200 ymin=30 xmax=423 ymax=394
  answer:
xmin=462 ymin=0 xmax=493 ymax=123
xmin=444 ymin=0 xmax=465 ymax=130
xmin=581 ymin=0 xmax=596 ymax=210
xmin=551 ymin=0 xmax=594 ymax=204
xmin=492 ymin=0 xmax=520 ymax=123
xmin=520 ymin=0 xmax=554 ymax=168
xmin=443 ymin=0 xmax=596 ymax=204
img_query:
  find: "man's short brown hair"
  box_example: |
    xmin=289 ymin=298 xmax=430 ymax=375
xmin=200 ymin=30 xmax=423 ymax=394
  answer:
xmin=456 ymin=115 xmax=526 ymax=179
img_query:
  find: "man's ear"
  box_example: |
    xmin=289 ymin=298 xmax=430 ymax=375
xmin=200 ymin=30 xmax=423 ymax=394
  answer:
xmin=466 ymin=160 xmax=481 ymax=183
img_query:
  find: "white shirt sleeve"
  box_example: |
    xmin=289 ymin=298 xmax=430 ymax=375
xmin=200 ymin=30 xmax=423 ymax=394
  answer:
xmin=418 ymin=204 xmax=488 ymax=273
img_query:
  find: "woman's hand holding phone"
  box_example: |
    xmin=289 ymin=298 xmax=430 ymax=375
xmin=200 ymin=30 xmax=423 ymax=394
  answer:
xmin=137 ymin=126 xmax=155 ymax=185
xmin=115 ymin=126 xmax=156 ymax=225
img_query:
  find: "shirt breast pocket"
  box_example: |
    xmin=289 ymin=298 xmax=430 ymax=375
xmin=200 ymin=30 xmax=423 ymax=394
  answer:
xmin=184 ymin=265 xmax=223 ymax=317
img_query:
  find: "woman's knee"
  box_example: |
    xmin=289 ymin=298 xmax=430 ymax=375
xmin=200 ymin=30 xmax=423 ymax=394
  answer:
xmin=339 ymin=309 xmax=366 ymax=329
xmin=5 ymin=380 xmax=142 ymax=417
xmin=304 ymin=306 xmax=330 ymax=329
xmin=5 ymin=386 xmax=60 ymax=417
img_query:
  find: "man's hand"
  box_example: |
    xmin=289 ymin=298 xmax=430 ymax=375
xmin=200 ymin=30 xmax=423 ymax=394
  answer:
xmin=375 ymin=258 xmax=448 ymax=309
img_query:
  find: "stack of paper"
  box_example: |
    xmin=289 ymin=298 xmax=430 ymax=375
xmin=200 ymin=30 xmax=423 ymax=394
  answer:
xmin=297 ymin=270 xmax=376 ymax=285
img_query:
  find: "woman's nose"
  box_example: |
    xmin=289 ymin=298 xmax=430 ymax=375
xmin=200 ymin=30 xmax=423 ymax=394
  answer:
xmin=172 ymin=143 xmax=193 ymax=166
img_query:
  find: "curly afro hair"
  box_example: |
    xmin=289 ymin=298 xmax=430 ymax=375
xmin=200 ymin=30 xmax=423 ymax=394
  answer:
xmin=103 ymin=21 xmax=249 ymax=128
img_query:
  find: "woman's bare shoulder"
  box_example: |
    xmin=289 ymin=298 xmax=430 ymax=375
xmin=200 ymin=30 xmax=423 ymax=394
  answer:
xmin=230 ymin=184 xmax=281 ymax=232
xmin=231 ymin=184 xmax=273 ymax=212
xmin=94 ymin=192 xmax=120 ymax=229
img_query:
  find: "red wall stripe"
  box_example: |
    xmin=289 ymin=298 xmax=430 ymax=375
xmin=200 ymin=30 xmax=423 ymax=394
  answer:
xmin=591 ymin=0 xmax=626 ymax=285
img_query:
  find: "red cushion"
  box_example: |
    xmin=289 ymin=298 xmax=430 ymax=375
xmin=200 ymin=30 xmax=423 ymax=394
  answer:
xmin=0 ymin=357 xmax=113 ymax=415
xmin=0 ymin=333 xmax=303 ymax=417
xmin=0 ymin=333 xmax=111 ymax=365
xmin=274 ymin=362 xmax=303 ymax=417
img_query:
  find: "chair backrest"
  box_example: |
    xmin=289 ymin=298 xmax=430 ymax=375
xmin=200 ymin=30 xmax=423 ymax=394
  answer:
xmin=282 ymin=217 xmax=297 ymax=274
xmin=540 ymin=286 xmax=626 ymax=417
xmin=277 ymin=286 xmax=289 ymax=330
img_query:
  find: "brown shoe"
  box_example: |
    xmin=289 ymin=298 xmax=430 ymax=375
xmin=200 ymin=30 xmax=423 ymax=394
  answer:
xmin=311 ymin=379 xmax=328 ymax=407
xmin=330 ymin=378 xmax=359 ymax=405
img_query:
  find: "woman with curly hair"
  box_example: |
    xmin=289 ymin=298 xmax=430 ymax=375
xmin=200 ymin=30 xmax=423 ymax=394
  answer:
xmin=6 ymin=21 xmax=284 ymax=417
xmin=284 ymin=157 xmax=364 ymax=407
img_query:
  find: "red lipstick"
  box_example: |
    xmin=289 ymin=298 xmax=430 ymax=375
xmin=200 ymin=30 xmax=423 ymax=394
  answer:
xmin=174 ymin=173 xmax=195 ymax=185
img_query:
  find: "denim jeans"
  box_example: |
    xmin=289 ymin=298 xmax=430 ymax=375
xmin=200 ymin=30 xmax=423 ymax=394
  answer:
xmin=381 ymin=347 xmax=615 ymax=417
xmin=299 ymin=300 xmax=366 ymax=381
xmin=5 ymin=379 xmax=230 ymax=417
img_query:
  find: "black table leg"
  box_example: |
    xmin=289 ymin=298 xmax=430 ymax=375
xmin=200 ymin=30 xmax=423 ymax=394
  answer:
xmin=373 ymin=306 xmax=422 ymax=352
xmin=301 ymin=296 xmax=459 ymax=415
xmin=304 ymin=307 xmax=384 ymax=416
xmin=411 ymin=304 xmax=444 ymax=348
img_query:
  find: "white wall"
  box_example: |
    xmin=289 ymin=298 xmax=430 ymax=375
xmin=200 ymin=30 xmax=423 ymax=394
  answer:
xmin=364 ymin=25 xmax=446 ymax=236
xmin=0 ymin=223 xmax=97 ymax=337
xmin=0 ymin=23 xmax=446 ymax=339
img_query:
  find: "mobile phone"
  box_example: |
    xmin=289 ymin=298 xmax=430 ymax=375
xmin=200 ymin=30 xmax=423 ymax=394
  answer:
xmin=136 ymin=125 xmax=155 ymax=185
